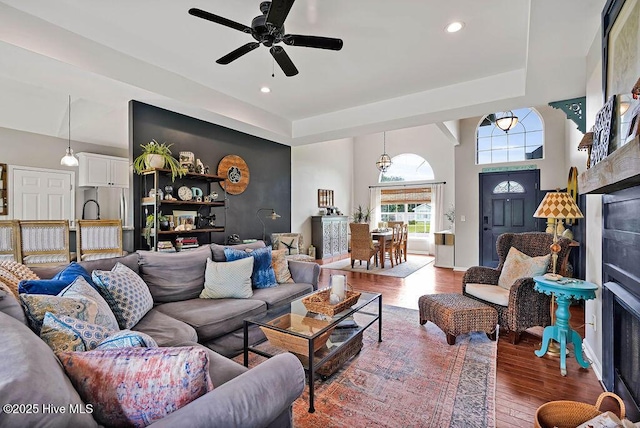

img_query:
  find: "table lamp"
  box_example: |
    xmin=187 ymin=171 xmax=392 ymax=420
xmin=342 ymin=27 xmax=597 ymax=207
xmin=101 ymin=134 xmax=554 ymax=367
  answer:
xmin=533 ymin=191 xmax=584 ymax=280
xmin=256 ymin=208 xmax=281 ymax=243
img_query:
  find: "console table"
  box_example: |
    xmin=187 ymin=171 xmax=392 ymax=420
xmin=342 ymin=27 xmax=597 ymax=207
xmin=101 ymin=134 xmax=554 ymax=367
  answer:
xmin=533 ymin=276 xmax=598 ymax=376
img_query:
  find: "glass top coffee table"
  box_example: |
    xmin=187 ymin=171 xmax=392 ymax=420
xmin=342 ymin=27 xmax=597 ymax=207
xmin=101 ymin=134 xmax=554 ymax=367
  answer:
xmin=243 ymin=290 xmax=382 ymax=413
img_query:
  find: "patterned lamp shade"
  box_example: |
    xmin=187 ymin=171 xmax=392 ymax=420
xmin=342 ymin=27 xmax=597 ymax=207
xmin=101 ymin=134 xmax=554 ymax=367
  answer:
xmin=533 ymin=191 xmax=584 ymax=220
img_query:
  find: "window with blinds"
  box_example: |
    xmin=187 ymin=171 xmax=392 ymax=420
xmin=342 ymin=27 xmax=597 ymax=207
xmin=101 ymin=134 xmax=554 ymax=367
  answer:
xmin=380 ymin=187 xmax=431 ymax=235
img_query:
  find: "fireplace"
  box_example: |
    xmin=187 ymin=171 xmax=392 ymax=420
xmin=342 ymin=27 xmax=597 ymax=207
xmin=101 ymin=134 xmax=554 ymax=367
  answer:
xmin=602 ymin=186 xmax=640 ymax=421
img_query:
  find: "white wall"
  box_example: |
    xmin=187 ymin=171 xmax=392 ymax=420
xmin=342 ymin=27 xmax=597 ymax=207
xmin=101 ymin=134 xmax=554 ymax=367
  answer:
xmin=0 ymin=126 xmax=129 ymax=223
xmin=352 ymin=124 xmax=456 ymax=253
xmin=454 ymin=105 xmax=571 ymax=269
xmin=583 ymin=30 xmax=605 ymax=379
xmin=291 ymin=138 xmax=354 ymax=252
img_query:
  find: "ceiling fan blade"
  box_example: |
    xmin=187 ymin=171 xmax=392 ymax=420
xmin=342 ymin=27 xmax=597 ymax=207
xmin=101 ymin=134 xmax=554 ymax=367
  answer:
xmin=269 ymin=46 xmax=298 ymax=77
xmin=265 ymin=0 xmax=296 ymax=29
xmin=188 ymin=8 xmax=251 ymax=33
xmin=216 ymin=42 xmax=260 ymax=65
xmin=283 ymin=34 xmax=343 ymax=50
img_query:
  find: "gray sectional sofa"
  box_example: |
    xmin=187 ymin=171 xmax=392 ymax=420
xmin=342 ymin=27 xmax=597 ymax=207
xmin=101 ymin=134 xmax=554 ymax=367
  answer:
xmin=0 ymin=241 xmax=321 ymax=427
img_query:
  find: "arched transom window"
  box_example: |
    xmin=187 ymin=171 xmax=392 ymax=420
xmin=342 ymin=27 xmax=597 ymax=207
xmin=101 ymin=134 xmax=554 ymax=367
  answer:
xmin=476 ymin=107 xmax=544 ymax=165
xmin=493 ymin=181 xmax=525 ymax=194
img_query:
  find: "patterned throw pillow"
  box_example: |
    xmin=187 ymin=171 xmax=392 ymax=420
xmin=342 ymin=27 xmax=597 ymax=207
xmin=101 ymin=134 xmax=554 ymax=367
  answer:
xmin=58 ymin=346 xmax=213 ymax=428
xmin=20 ymin=276 xmax=119 ymax=334
xmin=271 ymin=249 xmax=294 ymax=284
xmin=58 ymin=276 xmax=119 ymax=331
xmin=224 ymin=246 xmax=277 ymax=289
xmin=95 ymin=330 xmax=157 ymax=350
xmin=277 ymin=237 xmax=299 ymax=255
xmin=497 ymin=247 xmax=551 ymax=290
xmin=92 ymin=263 xmax=154 ymax=329
xmin=39 ymin=312 xmax=115 ymax=353
xmin=200 ymin=257 xmax=253 ymax=299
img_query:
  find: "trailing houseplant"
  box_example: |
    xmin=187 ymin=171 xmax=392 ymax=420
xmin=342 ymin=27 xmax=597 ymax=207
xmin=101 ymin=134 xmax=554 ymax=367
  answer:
xmin=143 ymin=213 xmax=169 ymax=247
xmin=133 ymin=139 xmax=186 ymax=182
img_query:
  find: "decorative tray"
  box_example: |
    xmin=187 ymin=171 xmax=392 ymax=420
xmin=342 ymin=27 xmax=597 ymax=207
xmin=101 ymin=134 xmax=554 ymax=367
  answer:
xmin=302 ymin=289 xmax=362 ymax=317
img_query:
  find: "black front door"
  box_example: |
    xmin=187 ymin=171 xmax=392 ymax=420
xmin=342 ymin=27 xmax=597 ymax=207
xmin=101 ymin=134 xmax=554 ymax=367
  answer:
xmin=479 ymin=170 xmax=540 ymax=267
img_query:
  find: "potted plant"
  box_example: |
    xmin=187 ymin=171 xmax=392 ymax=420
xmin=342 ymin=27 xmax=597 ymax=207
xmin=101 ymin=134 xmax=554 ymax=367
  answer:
xmin=133 ymin=139 xmax=186 ymax=182
xmin=352 ymin=205 xmax=372 ymax=223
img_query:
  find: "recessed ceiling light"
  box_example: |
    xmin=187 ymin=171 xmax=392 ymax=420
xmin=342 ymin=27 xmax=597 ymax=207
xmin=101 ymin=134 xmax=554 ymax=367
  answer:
xmin=446 ymin=21 xmax=464 ymax=33
xmin=260 ymin=86 xmax=271 ymax=93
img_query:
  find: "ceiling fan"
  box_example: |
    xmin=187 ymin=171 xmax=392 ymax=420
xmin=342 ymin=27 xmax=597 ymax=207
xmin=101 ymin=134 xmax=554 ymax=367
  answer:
xmin=188 ymin=0 xmax=343 ymax=77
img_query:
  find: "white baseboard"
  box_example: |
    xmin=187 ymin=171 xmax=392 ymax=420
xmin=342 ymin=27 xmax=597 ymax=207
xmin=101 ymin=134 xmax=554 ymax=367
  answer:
xmin=453 ymin=266 xmax=468 ymax=272
xmin=583 ymin=340 xmax=603 ymax=382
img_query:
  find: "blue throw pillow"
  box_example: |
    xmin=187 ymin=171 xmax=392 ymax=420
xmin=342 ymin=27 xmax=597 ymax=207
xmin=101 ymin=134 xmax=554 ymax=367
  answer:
xmin=19 ymin=263 xmax=96 ymax=295
xmin=224 ymin=246 xmax=277 ymax=289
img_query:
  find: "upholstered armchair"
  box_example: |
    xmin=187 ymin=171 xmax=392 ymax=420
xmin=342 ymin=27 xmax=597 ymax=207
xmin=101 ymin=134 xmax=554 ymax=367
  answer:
xmin=462 ymin=232 xmax=572 ymax=344
xmin=19 ymin=220 xmax=71 ymax=266
xmin=349 ymin=223 xmax=380 ymax=270
xmin=76 ymin=219 xmax=124 ymax=261
xmin=0 ymin=220 xmax=21 ymax=262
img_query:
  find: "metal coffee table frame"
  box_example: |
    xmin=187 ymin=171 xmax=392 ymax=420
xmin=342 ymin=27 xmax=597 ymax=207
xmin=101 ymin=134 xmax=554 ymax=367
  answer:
xmin=244 ymin=290 xmax=382 ymax=413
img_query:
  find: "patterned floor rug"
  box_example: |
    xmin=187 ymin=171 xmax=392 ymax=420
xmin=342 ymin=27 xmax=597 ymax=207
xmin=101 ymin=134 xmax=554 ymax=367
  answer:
xmin=241 ymin=305 xmax=497 ymax=428
xmin=320 ymin=255 xmax=434 ymax=278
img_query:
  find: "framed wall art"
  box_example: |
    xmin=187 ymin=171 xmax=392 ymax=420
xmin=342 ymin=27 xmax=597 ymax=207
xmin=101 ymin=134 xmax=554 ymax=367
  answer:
xmin=603 ymin=0 xmax=640 ymax=99
xmin=590 ymin=96 xmax=616 ymax=168
xmin=317 ymin=189 xmax=334 ymax=208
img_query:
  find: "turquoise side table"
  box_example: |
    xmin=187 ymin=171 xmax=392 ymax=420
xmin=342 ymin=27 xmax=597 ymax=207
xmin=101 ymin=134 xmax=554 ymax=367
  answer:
xmin=533 ymin=276 xmax=598 ymax=376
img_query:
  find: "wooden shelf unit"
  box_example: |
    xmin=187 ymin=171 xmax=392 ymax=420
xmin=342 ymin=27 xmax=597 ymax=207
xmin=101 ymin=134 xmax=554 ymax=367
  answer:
xmin=0 ymin=163 xmax=7 ymax=216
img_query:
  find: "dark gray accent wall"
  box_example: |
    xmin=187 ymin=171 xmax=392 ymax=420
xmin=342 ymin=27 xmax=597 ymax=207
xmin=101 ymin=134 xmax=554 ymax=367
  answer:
xmin=130 ymin=101 xmax=291 ymax=249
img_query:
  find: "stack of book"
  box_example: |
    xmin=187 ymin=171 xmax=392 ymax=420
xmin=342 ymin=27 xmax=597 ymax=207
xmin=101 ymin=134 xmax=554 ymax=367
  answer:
xmin=157 ymin=241 xmax=175 ymax=252
xmin=180 ymin=237 xmax=199 ymax=249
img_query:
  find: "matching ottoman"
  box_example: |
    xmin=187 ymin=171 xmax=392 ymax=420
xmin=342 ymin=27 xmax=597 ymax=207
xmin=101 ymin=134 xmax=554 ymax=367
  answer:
xmin=418 ymin=293 xmax=498 ymax=345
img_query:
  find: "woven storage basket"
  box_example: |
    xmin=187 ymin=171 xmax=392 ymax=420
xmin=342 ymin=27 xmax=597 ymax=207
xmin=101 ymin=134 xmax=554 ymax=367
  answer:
xmin=534 ymin=392 xmax=625 ymax=428
xmin=259 ymin=313 xmax=333 ymax=357
xmin=302 ymin=289 xmax=362 ymax=317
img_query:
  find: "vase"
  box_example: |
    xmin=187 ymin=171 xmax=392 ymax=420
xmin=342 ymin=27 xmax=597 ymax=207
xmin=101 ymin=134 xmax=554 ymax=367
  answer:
xmin=145 ymin=154 xmax=165 ymax=169
xmin=159 ymin=220 xmax=170 ymax=231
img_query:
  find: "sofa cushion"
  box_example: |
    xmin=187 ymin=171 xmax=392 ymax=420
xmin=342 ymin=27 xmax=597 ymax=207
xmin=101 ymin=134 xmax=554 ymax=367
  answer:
xmin=466 ymin=283 xmax=510 ymax=307
xmin=271 ymin=233 xmax=302 ymax=255
xmin=0 ymin=312 xmax=99 ymax=428
xmin=28 ymin=253 xmax=140 ymax=280
xmin=137 ymin=245 xmax=210 ymax=303
xmin=498 ymin=247 xmax=550 ymax=290
xmin=250 ymin=283 xmax=314 ymax=309
xmin=20 ymin=276 xmax=119 ymax=334
xmin=155 ymin=298 xmax=266 ymax=342
xmin=39 ymin=312 xmax=115 ymax=353
xmin=271 ymin=249 xmax=294 ymax=284
xmin=224 ymin=246 xmax=277 ymax=289
xmin=95 ymin=330 xmax=157 ymax=350
xmin=132 ymin=308 xmax=198 ymax=346
xmin=0 ymin=283 xmax=27 ymax=324
xmin=210 ymin=240 xmax=266 ymax=262
xmin=92 ymin=263 xmax=154 ymax=329
xmin=200 ymin=257 xmax=253 ymax=299
xmin=58 ymin=346 xmax=213 ymax=428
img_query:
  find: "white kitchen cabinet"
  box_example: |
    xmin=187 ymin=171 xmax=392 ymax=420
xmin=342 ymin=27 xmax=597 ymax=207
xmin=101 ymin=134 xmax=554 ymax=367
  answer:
xmin=77 ymin=153 xmax=129 ymax=188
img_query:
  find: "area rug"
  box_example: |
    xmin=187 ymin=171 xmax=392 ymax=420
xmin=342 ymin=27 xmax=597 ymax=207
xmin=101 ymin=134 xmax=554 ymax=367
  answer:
xmin=240 ymin=305 xmax=497 ymax=428
xmin=320 ymin=255 xmax=434 ymax=278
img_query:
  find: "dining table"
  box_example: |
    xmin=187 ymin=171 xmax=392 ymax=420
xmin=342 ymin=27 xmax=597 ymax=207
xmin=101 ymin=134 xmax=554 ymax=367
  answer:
xmin=371 ymin=230 xmax=393 ymax=268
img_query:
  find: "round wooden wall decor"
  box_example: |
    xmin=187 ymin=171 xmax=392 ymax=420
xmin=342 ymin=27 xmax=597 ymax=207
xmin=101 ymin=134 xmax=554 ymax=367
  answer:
xmin=217 ymin=154 xmax=250 ymax=195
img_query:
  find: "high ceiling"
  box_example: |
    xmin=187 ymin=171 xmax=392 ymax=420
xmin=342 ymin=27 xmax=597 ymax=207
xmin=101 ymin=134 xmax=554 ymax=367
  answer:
xmin=0 ymin=0 xmax=605 ymax=148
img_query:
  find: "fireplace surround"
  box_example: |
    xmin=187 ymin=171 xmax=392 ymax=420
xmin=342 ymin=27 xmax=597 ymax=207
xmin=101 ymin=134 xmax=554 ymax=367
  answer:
xmin=602 ymin=185 xmax=640 ymax=421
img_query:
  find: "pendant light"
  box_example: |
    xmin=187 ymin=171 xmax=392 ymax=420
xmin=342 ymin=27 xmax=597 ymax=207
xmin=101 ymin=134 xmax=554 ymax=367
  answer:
xmin=495 ymin=110 xmax=519 ymax=132
xmin=376 ymin=132 xmax=392 ymax=172
xmin=60 ymin=95 xmax=79 ymax=167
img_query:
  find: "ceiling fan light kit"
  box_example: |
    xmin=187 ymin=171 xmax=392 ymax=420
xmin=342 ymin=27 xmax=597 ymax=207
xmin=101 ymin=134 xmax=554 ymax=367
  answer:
xmin=189 ymin=0 xmax=343 ymax=77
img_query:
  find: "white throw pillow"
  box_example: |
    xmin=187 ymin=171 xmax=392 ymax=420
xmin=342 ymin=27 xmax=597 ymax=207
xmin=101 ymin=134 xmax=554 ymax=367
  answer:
xmin=200 ymin=257 xmax=254 ymax=299
xmin=498 ymin=247 xmax=550 ymax=290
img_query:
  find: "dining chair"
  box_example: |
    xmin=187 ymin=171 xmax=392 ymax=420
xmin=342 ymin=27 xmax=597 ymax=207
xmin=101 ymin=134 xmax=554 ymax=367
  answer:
xmin=19 ymin=220 xmax=71 ymax=266
xmin=383 ymin=225 xmax=402 ymax=268
xmin=387 ymin=221 xmax=403 ymax=230
xmin=0 ymin=220 xmax=21 ymax=263
xmin=349 ymin=223 xmax=380 ymax=270
xmin=395 ymin=223 xmax=408 ymax=264
xmin=76 ymin=219 xmax=124 ymax=261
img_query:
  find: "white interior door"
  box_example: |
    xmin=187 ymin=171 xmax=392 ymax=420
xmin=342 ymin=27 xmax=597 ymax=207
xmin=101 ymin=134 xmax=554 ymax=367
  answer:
xmin=10 ymin=166 xmax=75 ymax=223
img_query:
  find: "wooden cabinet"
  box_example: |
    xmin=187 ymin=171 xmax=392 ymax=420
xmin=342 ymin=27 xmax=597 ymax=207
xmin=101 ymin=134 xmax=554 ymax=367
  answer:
xmin=139 ymin=168 xmax=226 ymax=250
xmin=0 ymin=163 xmax=7 ymax=215
xmin=77 ymin=153 xmax=129 ymax=188
xmin=311 ymin=216 xmax=348 ymax=259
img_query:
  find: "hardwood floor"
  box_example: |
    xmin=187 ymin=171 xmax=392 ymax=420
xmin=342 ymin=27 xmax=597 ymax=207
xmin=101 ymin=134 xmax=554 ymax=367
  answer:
xmin=318 ymin=255 xmax=605 ymax=427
